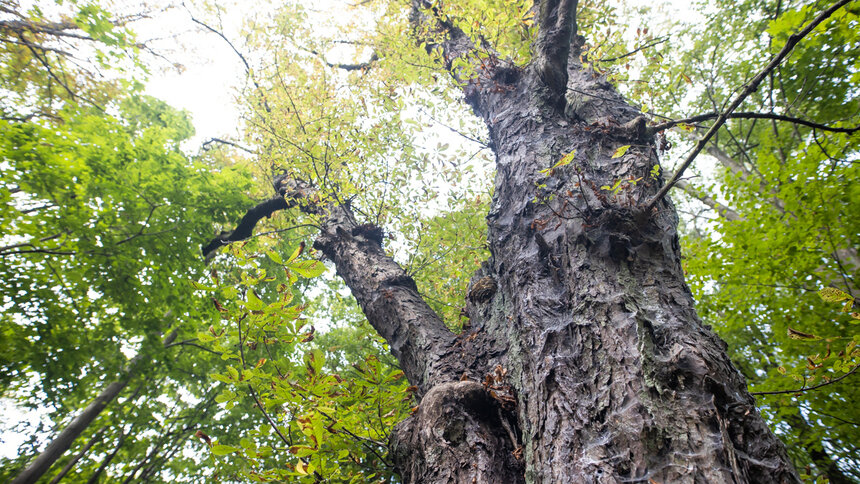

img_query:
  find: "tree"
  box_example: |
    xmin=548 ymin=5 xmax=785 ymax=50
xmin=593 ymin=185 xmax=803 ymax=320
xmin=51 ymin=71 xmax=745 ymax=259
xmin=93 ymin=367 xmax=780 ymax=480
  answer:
xmin=196 ymin=0 xmax=858 ymax=482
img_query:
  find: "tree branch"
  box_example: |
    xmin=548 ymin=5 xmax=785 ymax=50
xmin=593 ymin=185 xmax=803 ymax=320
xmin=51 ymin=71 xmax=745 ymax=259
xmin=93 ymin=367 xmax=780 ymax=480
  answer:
xmin=646 ymin=0 xmax=853 ymax=211
xmin=752 ymin=363 xmax=859 ymax=396
xmin=596 ymin=36 xmax=668 ymax=63
xmin=201 ymin=196 xmax=291 ymax=257
xmin=201 ymin=137 xmax=256 ymax=154
xmin=532 ymin=0 xmax=579 ymax=104
xmin=649 ymin=111 xmax=860 ymax=135
xmin=313 ymin=204 xmax=460 ymax=394
xmin=674 ymin=180 xmax=743 ymax=222
xmin=306 ymin=47 xmax=379 ymax=71
xmin=186 ymin=9 xmax=271 ymax=113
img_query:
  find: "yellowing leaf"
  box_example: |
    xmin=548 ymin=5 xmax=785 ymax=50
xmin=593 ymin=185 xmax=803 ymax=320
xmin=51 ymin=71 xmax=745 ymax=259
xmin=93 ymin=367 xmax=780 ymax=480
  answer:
xmin=267 ymin=250 xmax=283 ymax=264
xmin=288 ymin=260 xmax=326 ymax=278
xmin=539 ymin=149 xmax=576 ymax=175
xmin=819 ymin=287 xmax=852 ymax=303
xmin=611 ymin=145 xmax=630 ymax=159
xmin=245 ymin=290 xmax=264 ymax=311
xmin=787 ymin=327 xmax=820 ymax=340
xmin=286 ymin=241 xmax=306 ymax=264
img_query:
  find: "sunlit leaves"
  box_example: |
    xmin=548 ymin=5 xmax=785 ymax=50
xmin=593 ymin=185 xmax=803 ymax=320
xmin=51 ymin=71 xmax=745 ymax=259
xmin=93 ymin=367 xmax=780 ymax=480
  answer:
xmin=198 ymin=241 xmax=407 ymax=482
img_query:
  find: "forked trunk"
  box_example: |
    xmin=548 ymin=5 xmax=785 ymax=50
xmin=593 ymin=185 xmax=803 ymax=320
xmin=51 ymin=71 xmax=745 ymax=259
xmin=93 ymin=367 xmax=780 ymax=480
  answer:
xmin=313 ymin=1 xmax=801 ymax=482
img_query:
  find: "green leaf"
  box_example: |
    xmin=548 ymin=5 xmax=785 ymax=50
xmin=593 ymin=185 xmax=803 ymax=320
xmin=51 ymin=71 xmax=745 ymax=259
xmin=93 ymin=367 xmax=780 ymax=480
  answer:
xmin=267 ymin=250 xmax=283 ymax=265
xmin=288 ymin=260 xmax=326 ymax=278
xmin=211 ymin=444 xmax=240 ymax=456
xmin=246 ymin=290 xmax=265 ymax=311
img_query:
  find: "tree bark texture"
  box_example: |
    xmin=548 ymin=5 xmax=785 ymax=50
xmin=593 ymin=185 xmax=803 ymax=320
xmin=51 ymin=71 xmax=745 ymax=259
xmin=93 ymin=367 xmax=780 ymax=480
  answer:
xmin=311 ymin=1 xmax=802 ymax=482
xmin=209 ymin=1 xmax=804 ymax=482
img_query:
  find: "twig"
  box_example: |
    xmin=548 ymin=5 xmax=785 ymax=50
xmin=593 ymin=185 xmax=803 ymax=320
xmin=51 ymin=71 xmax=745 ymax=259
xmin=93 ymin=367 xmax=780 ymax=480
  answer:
xmin=752 ymin=363 xmax=859 ymax=396
xmin=596 ymin=36 xmax=668 ymax=63
xmin=649 ymin=111 xmax=860 ymax=135
xmin=201 ymin=137 xmax=256 ymax=154
xmin=645 ymin=0 xmax=853 ymax=211
xmin=185 ymin=6 xmax=271 ymax=113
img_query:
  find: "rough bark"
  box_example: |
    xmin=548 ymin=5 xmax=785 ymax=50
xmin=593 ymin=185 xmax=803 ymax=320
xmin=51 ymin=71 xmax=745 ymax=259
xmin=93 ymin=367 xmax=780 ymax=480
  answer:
xmin=209 ymin=1 xmax=807 ymax=482
xmin=376 ymin=1 xmax=800 ymax=482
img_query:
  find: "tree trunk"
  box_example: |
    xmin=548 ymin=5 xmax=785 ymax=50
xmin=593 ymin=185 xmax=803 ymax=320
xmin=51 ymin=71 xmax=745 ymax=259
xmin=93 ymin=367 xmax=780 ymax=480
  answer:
xmin=10 ymin=381 xmax=130 ymax=484
xmin=46 ymin=426 xmax=106 ymax=484
xmin=10 ymin=330 xmax=178 ymax=484
xmin=315 ymin=2 xmax=801 ymax=482
xmin=209 ymin=1 xmax=806 ymax=482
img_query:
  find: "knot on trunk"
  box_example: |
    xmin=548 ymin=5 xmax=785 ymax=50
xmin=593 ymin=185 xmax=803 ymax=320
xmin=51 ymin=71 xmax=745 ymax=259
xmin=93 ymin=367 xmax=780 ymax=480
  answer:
xmin=468 ymin=276 xmax=498 ymax=304
xmin=390 ymin=381 xmax=525 ymax=484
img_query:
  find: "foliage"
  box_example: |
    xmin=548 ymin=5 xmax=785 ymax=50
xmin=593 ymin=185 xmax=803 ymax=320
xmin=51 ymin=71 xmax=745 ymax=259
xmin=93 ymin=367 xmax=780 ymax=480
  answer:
xmin=0 ymin=90 xmax=258 ymax=481
xmin=192 ymin=242 xmax=409 ymax=482
xmin=0 ymin=0 xmax=145 ymax=118
xmin=618 ymin=0 xmax=860 ymax=479
xmin=3 ymin=0 xmax=859 ymax=482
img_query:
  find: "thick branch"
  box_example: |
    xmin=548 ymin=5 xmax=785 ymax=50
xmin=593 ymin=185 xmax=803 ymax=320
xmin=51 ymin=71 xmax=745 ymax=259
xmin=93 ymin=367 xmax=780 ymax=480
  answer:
xmin=201 ymin=197 xmax=291 ymax=257
xmin=532 ymin=0 xmax=578 ymax=104
xmin=313 ymin=206 xmax=459 ymax=393
xmin=646 ymin=0 xmax=853 ymax=211
xmin=309 ymin=48 xmax=379 ymax=71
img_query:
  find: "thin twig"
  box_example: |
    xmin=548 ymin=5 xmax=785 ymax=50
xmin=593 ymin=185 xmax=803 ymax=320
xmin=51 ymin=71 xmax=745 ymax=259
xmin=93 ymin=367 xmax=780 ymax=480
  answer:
xmin=596 ymin=36 xmax=668 ymax=63
xmin=649 ymin=111 xmax=860 ymax=135
xmin=752 ymin=363 xmax=859 ymax=396
xmin=185 ymin=6 xmax=270 ymax=113
xmin=645 ymin=0 xmax=852 ymax=211
xmin=202 ymin=137 xmax=256 ymax=154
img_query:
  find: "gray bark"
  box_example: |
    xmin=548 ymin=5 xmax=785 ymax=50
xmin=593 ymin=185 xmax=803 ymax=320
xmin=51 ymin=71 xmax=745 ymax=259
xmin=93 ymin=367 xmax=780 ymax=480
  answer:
xmin=312 ymin=1 xmax=801 ymax=482
xmin=47 ymin=426 xmax=106 ymax=484
xmin=207 ymin=1 xmax=804 ymax=482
